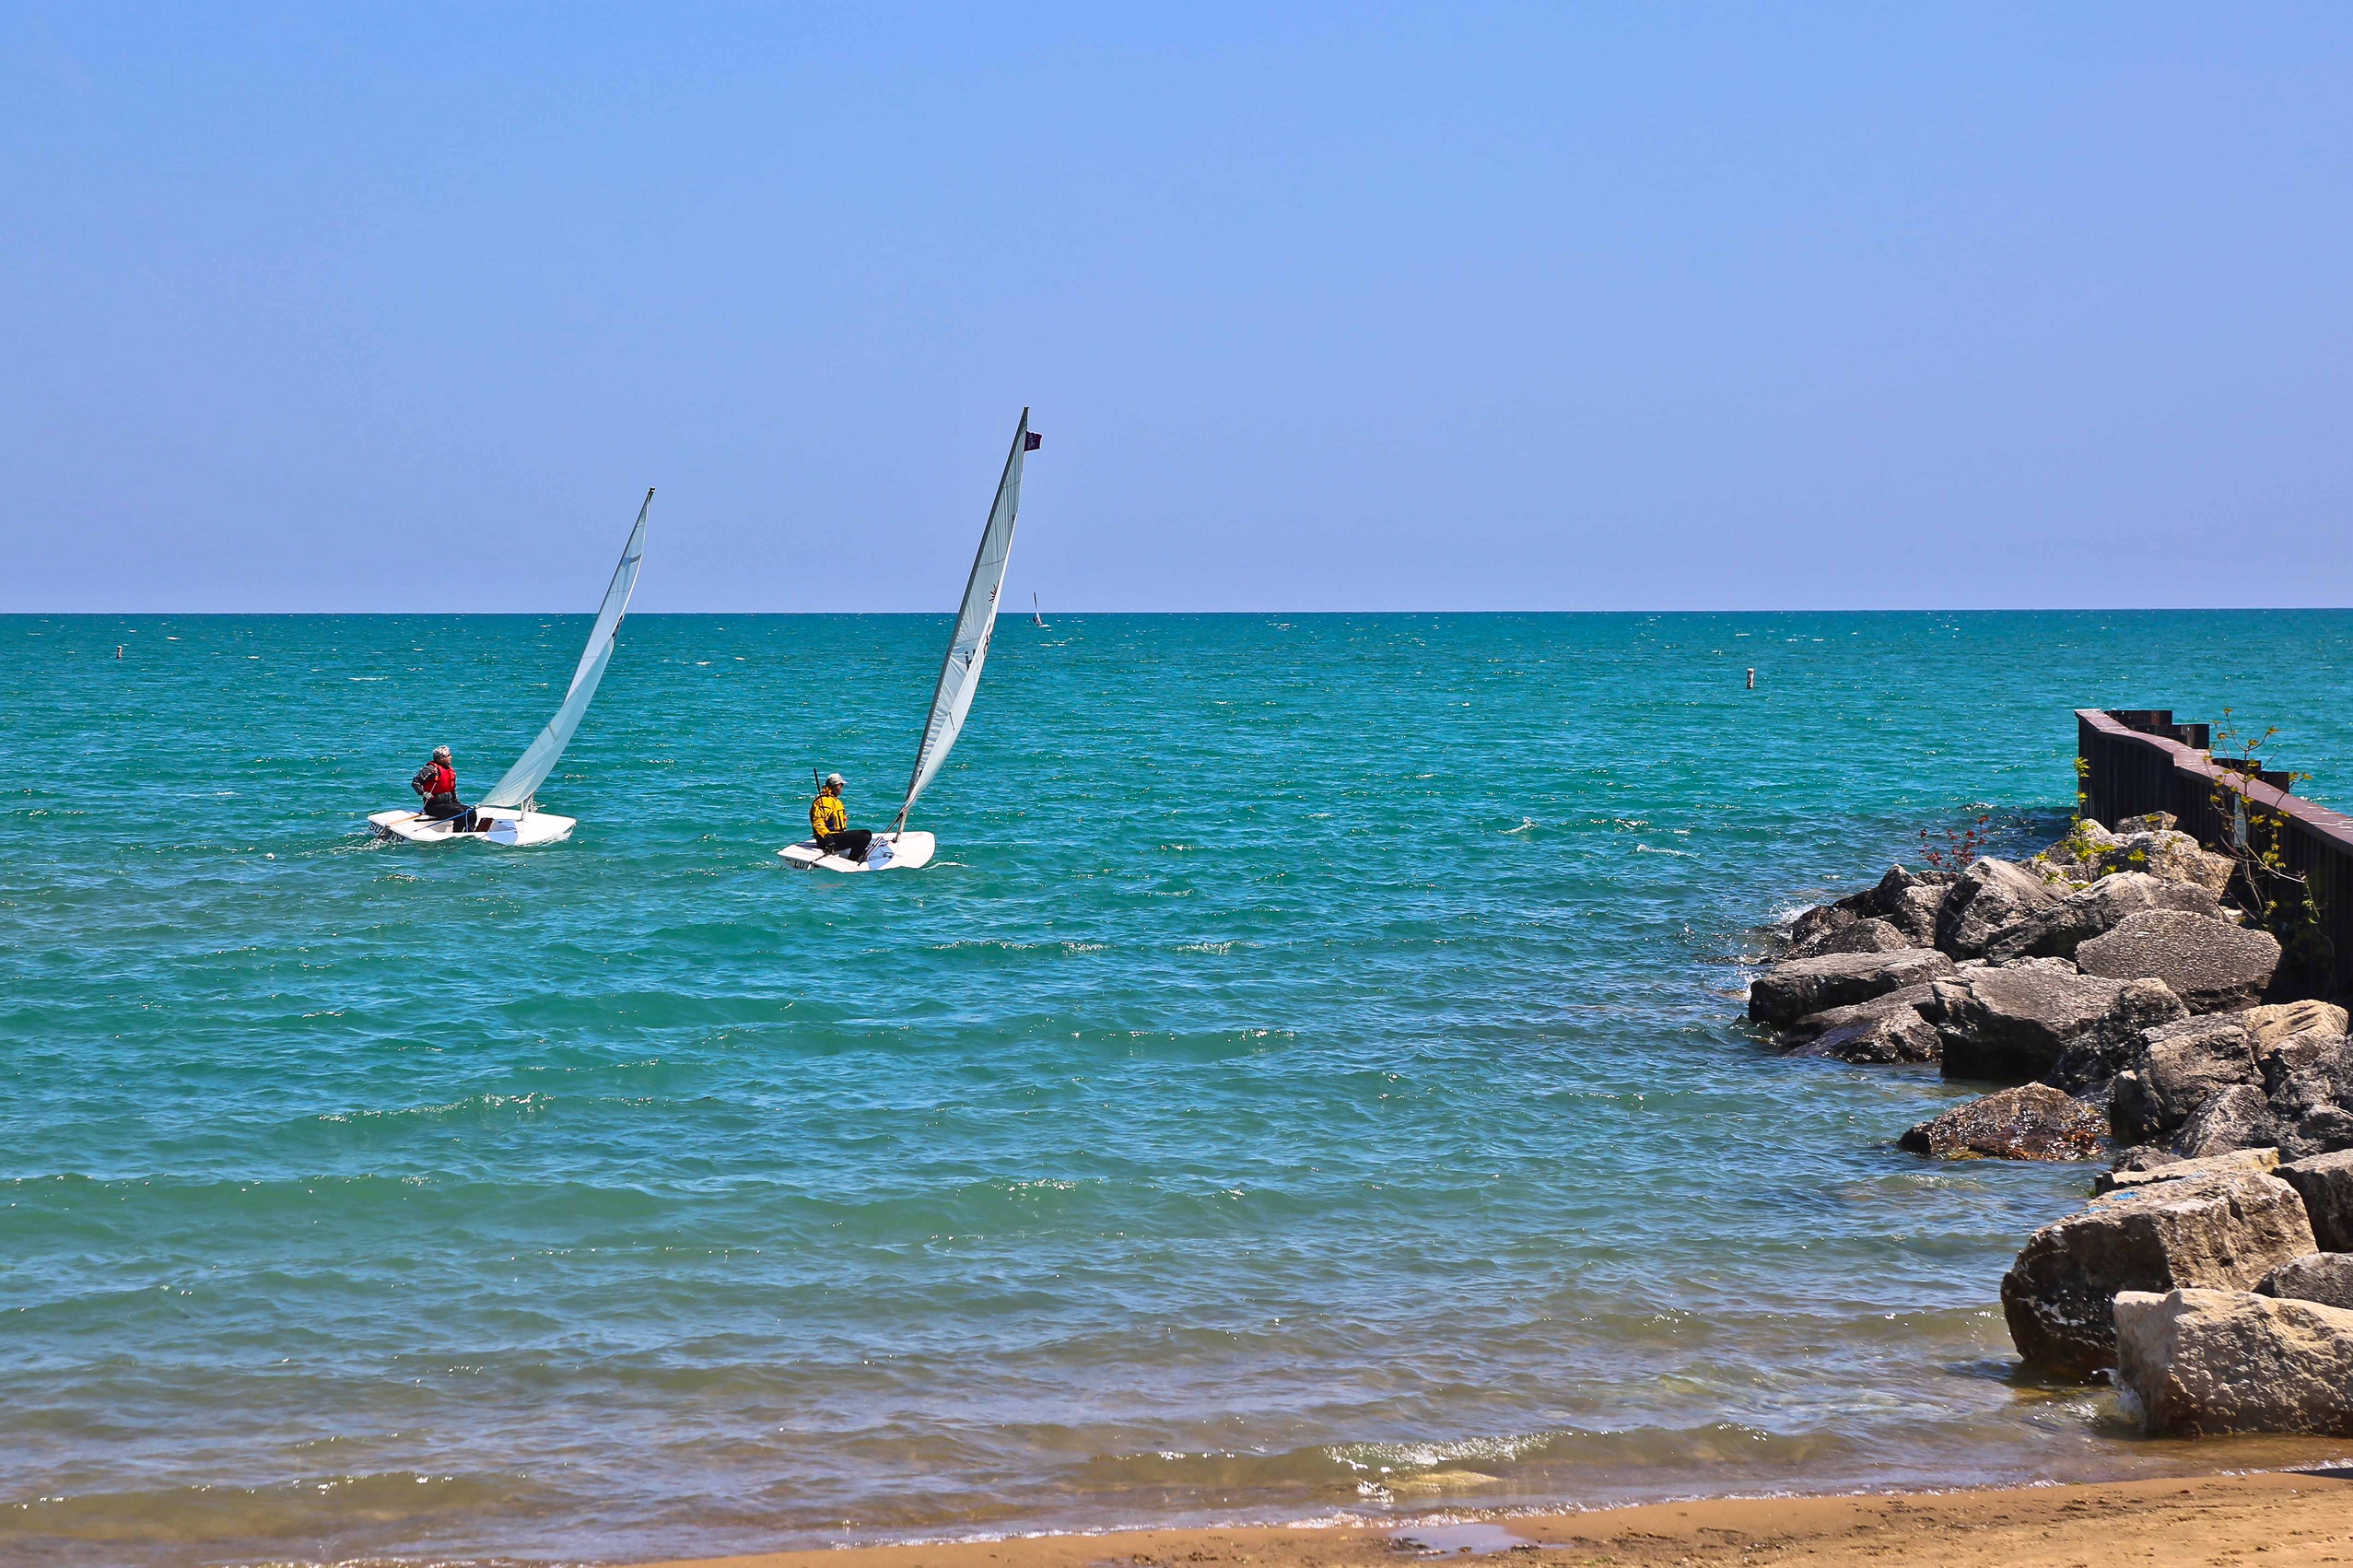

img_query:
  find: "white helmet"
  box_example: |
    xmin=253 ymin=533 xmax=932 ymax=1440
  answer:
xmin=825 ymin=772 xmax=845 ymax=788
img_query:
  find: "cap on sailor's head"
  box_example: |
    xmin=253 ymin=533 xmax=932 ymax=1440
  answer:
xmin=433 ymin=745 xmax=451 ymax=760
xmin=825 ymin=772 xmax=845 ymax=788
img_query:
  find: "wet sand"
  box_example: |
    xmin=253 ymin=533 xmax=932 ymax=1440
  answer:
xmin=629 ymin=1469 xmax=2353 ymax=1568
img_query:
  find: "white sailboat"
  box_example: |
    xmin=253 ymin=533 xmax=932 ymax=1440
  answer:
xmin=370 ymin=489 xmax=652 ymax=846
xmin=779 ymin=411 xmax=1038 ymax=872
xmin=1032 ymin=592 xmax=1048 ymax=628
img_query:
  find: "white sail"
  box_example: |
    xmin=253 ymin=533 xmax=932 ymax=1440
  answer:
xmin=481 ymin=489 xmax=652 ymax=811
xmin=895 ymin=411 xmax=1034 ymax=831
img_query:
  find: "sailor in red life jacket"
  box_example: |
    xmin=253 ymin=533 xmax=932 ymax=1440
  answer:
xmin=409 ymin=745 xmax=480 ymax=833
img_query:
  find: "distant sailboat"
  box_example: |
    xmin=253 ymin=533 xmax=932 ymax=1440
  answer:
xmin=370 ymin=489 xmax=652 ymax=846
xmin=779 ymin=412 xmax=1039 ymax=872
xmin=1032 ymin=593 xmax=1048 ymax=628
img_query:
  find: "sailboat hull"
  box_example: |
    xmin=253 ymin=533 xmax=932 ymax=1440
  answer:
xmin=369 ymin=806 xmax=577 ymax=846
xmin=777 ymin=831 xmax=936 ymax=873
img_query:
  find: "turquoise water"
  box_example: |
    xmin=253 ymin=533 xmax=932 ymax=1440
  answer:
xmin=8 ymin=610 xmax=2353 ymax=1568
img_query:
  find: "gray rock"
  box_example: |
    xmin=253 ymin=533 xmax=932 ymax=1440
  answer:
xmin=2008 ymin=954 xmax=2078 ymax=974
xmin=2077 ymin=910 xmax=2281 ymax=1012
xmin=1981 ymin=872 xmax=2226 ymax=964
xmin=1783 ymin=984 xmax=1933 ymax=1038
xmin=2032 ymin=821 xmax=2120 ymax=885
xmin=1885 ymin=883 xmax=1955 ymax=947
xmin=1785 ymin=904 xmax=1855 ymax=954
xmin=2107 ymin=1144 xmax=2183 ymax=1177
xmin=2256 ymin=1253 xmax=2353 ymax=1311
xmin=1820 ymin=866 xmax=1961 ymax=948
xmin=2115 ymin=812 xmax=2179 ymax=836
xmin=2288 ymin=1106 xmax=2353 ymax=1161
xmin=2000 ymin=1171 xmax=2316 ymax=1377
xmin=1897 ymin=1084 xmax=2107 ymax=1162
xmin=1787 ymin=1001 xmax=1941 ymax=1063
xmin=2172 ymin=1083 xmax=2280 ymax=1158
xmin=1835 ymin=863 xmax=1957 ymax=918
xmin=2094 ymin=1146 xmax=2278 ymax=1195
xmin=1936 ymin=858 xmax=2063 ymax=959
xmin=2108 ymin=1014 xmax=2261 ymax=1146
xmin=2260 ymin=1029 xmax=2353 ymax=1123
xmin=2245 ymin=1000 xmax=2351 ymax=1048
xmin=2114 ymin=1287 xmax=2353 ymax=1435
xmin=1747 ymin=949 xmax=1956 ymax=1028
xmin=2101 ymin=830 xmax=2238 ymax=895
xmin=2279 ymin=1151 xmax=2353 ymax=1252
xmin=1809 ymin=917 xmax=1914 ymax=956
xmin=1930 ymin=965 xmax=2183 ymax=1084
xmin=2033 ymin=821 xmax=2238 ymax=894
xmin=2043 ymin=979 xmax=2193 ymax=1094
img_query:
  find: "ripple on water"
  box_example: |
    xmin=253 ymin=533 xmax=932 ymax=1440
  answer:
xmin=10 ymin=611 xmax=2353 ymax=1565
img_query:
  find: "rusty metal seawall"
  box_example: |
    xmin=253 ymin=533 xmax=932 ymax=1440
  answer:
xmin=2078 ymin=708 xmax=2353 ymax=996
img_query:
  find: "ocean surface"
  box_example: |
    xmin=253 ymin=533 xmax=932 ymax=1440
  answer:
xmin=8 ymin=610 xmax=2353 ymax=1568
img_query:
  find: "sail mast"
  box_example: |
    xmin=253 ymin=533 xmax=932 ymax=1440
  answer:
xmin=892 ymin=411 xmax=1035 ymax=835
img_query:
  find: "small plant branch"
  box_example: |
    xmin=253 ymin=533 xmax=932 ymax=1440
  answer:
xmin=1920 ymin=813 xmax=1992 ymax=870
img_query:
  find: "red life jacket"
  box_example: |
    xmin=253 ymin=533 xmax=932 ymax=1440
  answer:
xmin=428 ymin=763 xmax=455 ymax=796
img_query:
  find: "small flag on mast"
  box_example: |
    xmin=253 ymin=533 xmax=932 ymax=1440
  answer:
xmin=1024 ymin=431 xmax=1043 ymax=451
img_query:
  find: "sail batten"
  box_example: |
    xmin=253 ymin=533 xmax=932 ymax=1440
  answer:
xmin=895 ymin=412 xmax=1032 ymax=831
xmin=481 ymin=490 xmax=652 ymax=811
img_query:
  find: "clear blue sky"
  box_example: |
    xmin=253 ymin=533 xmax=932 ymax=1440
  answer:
xmin=5 ymin=5 xmax=2348 ymax=612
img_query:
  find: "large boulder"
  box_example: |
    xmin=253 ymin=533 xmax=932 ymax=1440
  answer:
xmin=2077 ymin=910 xmax=2281 ymax=1012
xmin=1897 ymin=1084 xmax=2107 ymax=1161
xmin=2279 ymin=1151 xmax=2353 ymax=1252
xmin=1747 ymin=949 xmax=1955 ymax=1027
xmin=1982 ymin=872 xmax=2226 ymax=964
xmin=1885 ymin=883 xmax=1957 ymax=947
xmin=1803 ymin=917 xmax=1914 ymax=957
xmin=1813 ymin=866 xmax=1959 ymax=949
xmin=2104 ymin=830 xmax=2237 ymax=895
xmin=1929 ymin=965 xmax=2183 ymax=1083
xmin=2094 ymin=1146 xmax=2278 ymax=1195
xmin=2246 ymin=1000 xmax=2352 ymax=1048
xmin=1835 ymin=863 xmax=1959 ymax=914
xmin=1935 ymin=859 xmax=2063 ymax=959
xmin=1786 ymin=903 xmax=1856 ymax=954
xmin=2285 ymin=1107 xmax=2353 ymax=1161
xmin=2172 ymin=1083 xmax=2280 ymax=1158
xmin=2031 ymin=819 xmax=2121 ymax=884
xmin=1785 ymin=988 xmax=1941 ymax=1063
xmin=2260 ymin=1027 xmax=2353 ymax=1126
xmin=2113 ymin=1287 xmax=2353 ymax=1435
xmin=2043 ymin=979 xmax=2193 ymax=1094
xmin=2000 ymin=1171 xmax=2316 ymax=1377
xmin=2108 ymin=1015 xmax=2262 ymax=1145
xmin=2109 ymin=1017 xmax=2353 ymax=1161
xmin=2257 ymin=1254 xmax=2353 ymax=1311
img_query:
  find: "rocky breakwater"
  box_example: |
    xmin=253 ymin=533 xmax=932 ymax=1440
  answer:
xmin=1750 ymin=812 xmax=2353 ymax=1437
xmin=1749 ymin=815 xmax=2244 ymax=1093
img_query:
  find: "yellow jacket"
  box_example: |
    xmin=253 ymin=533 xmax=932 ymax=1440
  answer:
xmin=811 ymin=792 xmax=847 ymax=837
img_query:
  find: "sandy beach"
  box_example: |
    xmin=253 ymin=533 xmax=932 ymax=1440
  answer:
xmin=629 ymin=1469 xmax=2353 ymax=1568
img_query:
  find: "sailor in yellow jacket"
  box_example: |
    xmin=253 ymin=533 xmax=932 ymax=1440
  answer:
xmin=810 ymin=773 xmax=874 ymax=863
